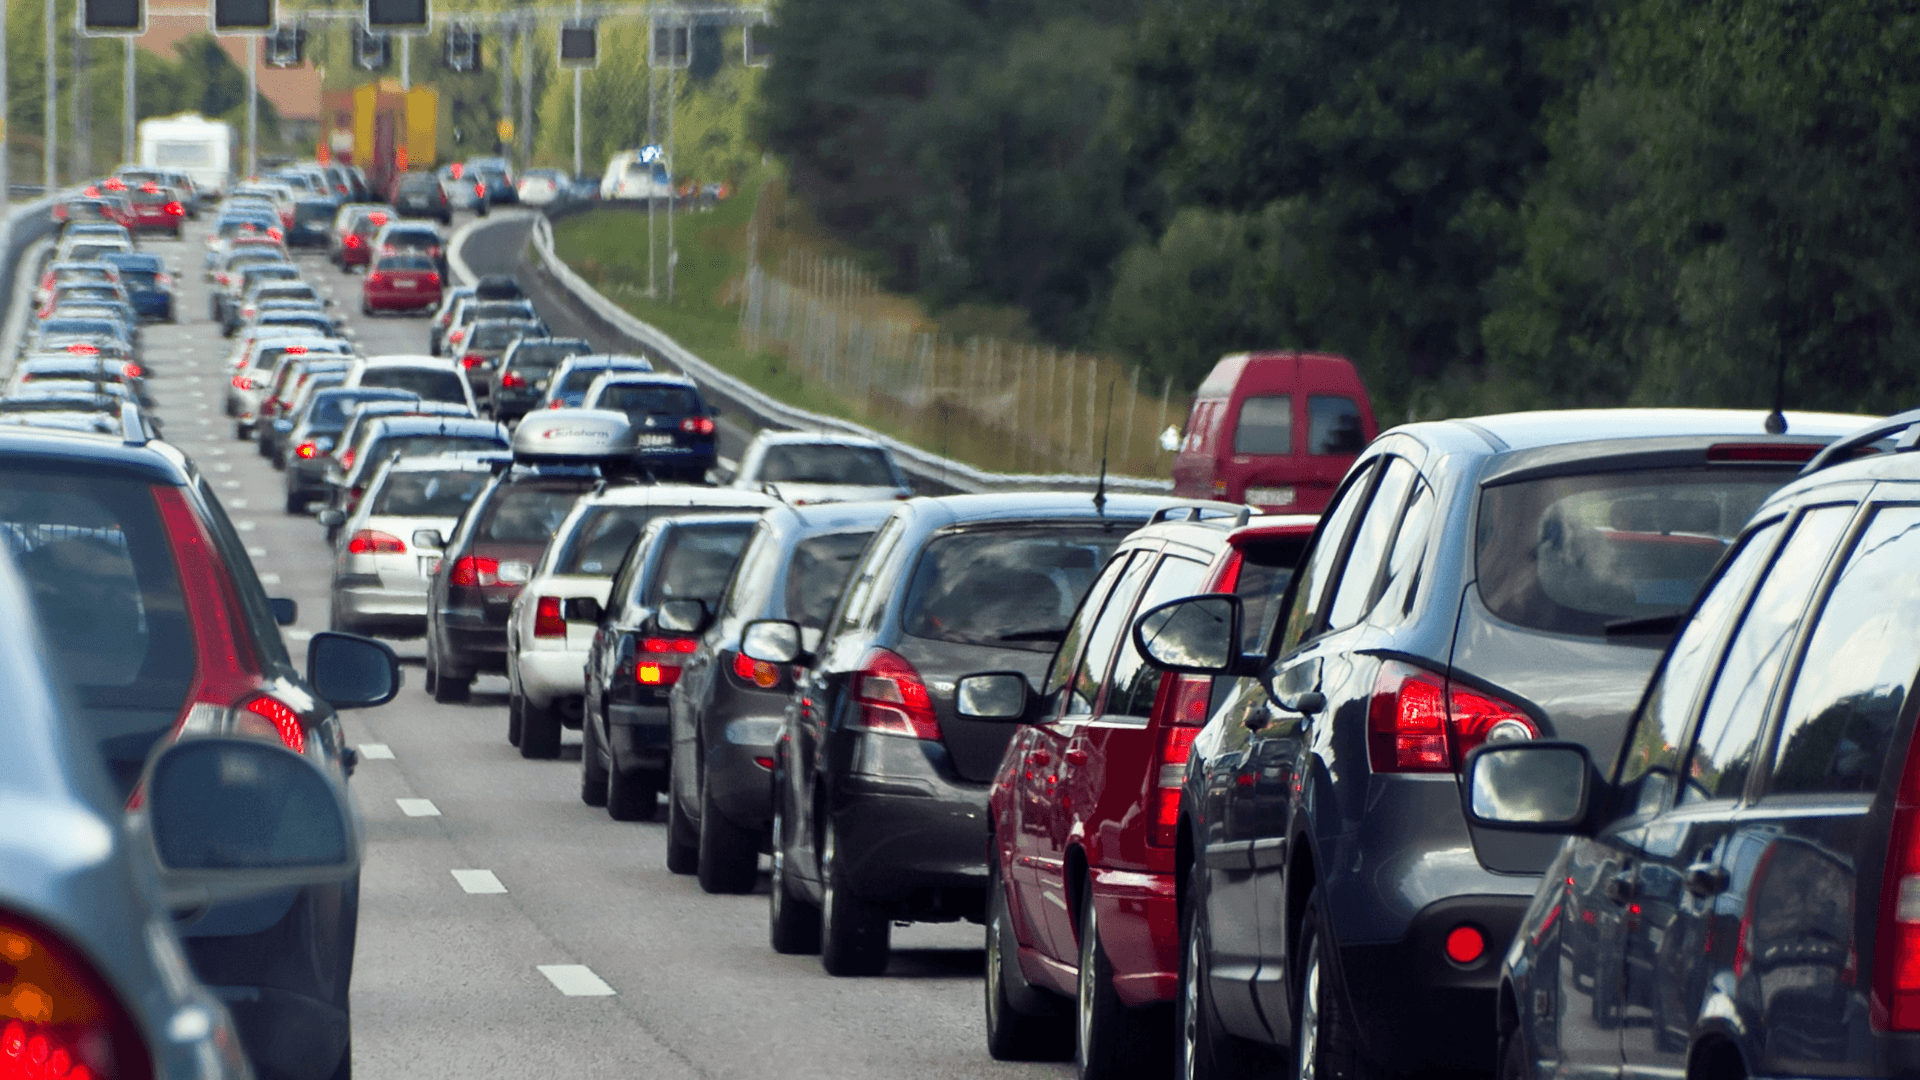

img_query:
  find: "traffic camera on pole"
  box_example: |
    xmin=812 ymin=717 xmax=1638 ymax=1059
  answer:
xmin=559 ymin=21 xmax=597 ymax=69
xmin=80 ymin=0 xmax=142 ymax=35
xmin=354 ymin=22 xmax=392 ymax=70
xmin=211 ymin=0 xmax=272 ymax=33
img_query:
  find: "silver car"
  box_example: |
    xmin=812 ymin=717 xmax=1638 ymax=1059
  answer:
xmin=729 ymin=431 xmax=914 ymax=504
xmin=328 ymin=452 xmax=506 ymax=637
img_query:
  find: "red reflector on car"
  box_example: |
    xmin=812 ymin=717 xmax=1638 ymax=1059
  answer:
xmin=1445 ymin=925 xmax=1486 ymax=964
xmin=1706 ymin=443 xmax=1820 ymax=463
xmin=240 ymin=695 xmax=307 ymax=754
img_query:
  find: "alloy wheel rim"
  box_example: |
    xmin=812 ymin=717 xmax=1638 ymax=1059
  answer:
xmin=771 ymin=806 xmax=787 ymax=919
xmin=1296 ymin=946 xmax=1322 ymax=1080
xmin=1181 ymin=923 xmax=1201 ymax=1080
xmin=1078 ymin=904 xmax=1095 ymax=1066
xmin=986 ymin=902 xmax=1005 ymax=1032
xmin=821 ymin=826 xmax=837 ymax=932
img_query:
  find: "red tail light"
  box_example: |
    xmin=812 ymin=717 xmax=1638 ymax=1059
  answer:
xmin=851 ymin=648 xmax=940 ymax=740
xmin=0 ymin=909 xmax=154 ymax=1080
xmin=1149 ymin=674 xmax=1212 ymax=847
xmin=475 ymin=182 xmax=486 ymax=197
xmin=238 ymin=695 xmax=307 ymax=753
xmin=339 ymin=449 xmax=356 ymax=471
xmin=426 ymin=272 xmax=440 ymax=287
xmin=365 ymin=273 xmax=384 ymax=287
xmin=66 ymin=343 xmax=100 ymax=356
xmin=451 ymin=163 xmax=465 ymax=178
xmin=267 ymin=227 xmax=282 ymax=241
xmin=634 ymin=636 xmax=698 ymax=687
xmin=283 ymin=345 xmax=307 ymax=355
xmin=549 ymin=399 xmax=564 ymax=409
xmin=121 ymin=364 xmax=142 ymax=379
xmin=231 ymin=375 xmax=255 ymax=390
xmin=533 ymin=597 xmax=567 ymax=638
xmin=165 ymin=202 xmax=184 ymax=216
xmin=367 ymin=212 xmax=387 ymax=226
xmin=1366 ymin=661 xmax=1535 ymax=773
xmin=500 ymin=371 xmax=526 ymax=388
xmin=344 ymin=234 xmax=361 ymax=248
xmin=139 ymin=181 xmax=158 ymax=193
xmin=295 ymin=441 xmax=318 ymax=459
xmin=1872 ymin=738 xmax=1920 ymax=1029
xmin=461 ymin=355 xmax=485 ymax=369
xmin=679 ymin=417 xmax=716 ymax=435
xmin=732 ymin=650 xmax=785 ymax=690
xmin=346 ymin=529 xmax=406 ymax=554
xmin=448 ymin=556 xmax=500 ymax=587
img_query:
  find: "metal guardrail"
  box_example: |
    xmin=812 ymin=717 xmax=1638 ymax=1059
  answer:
xmin=503 ymin=210 xmax=1174 ymax=497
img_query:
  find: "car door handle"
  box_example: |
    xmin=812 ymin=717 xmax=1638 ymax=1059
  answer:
xmin=1027 ymin=750 xmax=1051 ymax=767
xmin=1604 ymin=869 xmax=1637 ymax=904
xmin=1064 ymin=749 xmax=1088 ymax=766
xmin=1684 ymin=863 xmax=1729 ymax=898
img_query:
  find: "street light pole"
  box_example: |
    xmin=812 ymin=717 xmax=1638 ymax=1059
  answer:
xmin=665 ymin=13 xmax=675 ymax=303
xmin=572 ymin=0 xmax=583 ymax=178
xmin=519 ymin=18 xmax=531 ymax=169
xmin=44 ymin=0 xmax=56 ymax=190
xmin=123 ymin=37 xmax=136 ymax=166
xmin=400 ymin=34 xmax=411 ymax=92
xmin=246 ymin=35 xmax=258 ymax=177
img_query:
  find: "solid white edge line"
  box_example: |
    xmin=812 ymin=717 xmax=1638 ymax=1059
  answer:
xmin=450 ymin=869 xmax=507 ymax=894
xmin=536 ymin=964 xmax=615 ymax=996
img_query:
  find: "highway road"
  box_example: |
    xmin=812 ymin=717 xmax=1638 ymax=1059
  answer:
xmin=129 ymin=210 xmax=1074 ymax=1080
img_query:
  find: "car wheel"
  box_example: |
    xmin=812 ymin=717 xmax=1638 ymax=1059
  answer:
xmin=518 ymin=694 xmax=560 ymax=757
xmin=820 ymin=819 xmax=890 ymax=977
xmin=985 ymin=858 xmax=1073 ymax=1060
xmin=606 ymin=761 xmax=657 ymax=822
xmin=665 ymin=773 xmax=698 ymax=872
xmin=284 ymin=489 xmax=307 ymax=514
xmin=1178 ymin=864 xmax=1273 ymax=1080
xmin=429 ymin=642 xmax=471 ymax=703
xmin=769 ymin=794 xmax=822 ymax=954
xmin=1496 ymin=1017 xmax=1531 ymax=1080
xmin=1294 ymin=888 xmax=1379 ymax=1080
xmin=362 ymin=300 xmax=373 ymax=316
xmin=580 ymin=714 xmax=608 ymax=805
xmin=506 ymin=692 xmax=523 ymax=747
xmin=328 ymin=1037 xmax=350 ymax=1080
xmin=233 ymin=422 xmax=250 ymax=441
xmin=696 ymin=776 xmax=759 ymax=894
xmin=1077 ymin=887 xmax=1171 ymax=1079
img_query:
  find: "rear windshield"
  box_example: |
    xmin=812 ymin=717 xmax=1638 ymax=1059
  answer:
xmin=377 ymin=255 xmax=436 ymax=272
xmin=479 ymin=482 xmax=588 ymax=544
xmin=595 ymin=382 xmax=701 ymax=416
xmin=360 ymin=434 xmax=506 ymax=475
xmin=902 ymin=527 xmax=1125 ymax=652
xmin=786 ymin=531 xmax=874 ymax=629
xmin=1 ymin=469 xmax=193 ymax=795
xmin=387 ymin=230 xmax=440 ymax=248
xmin=472 ymin=322 xmax=540 ymax=350
xmin=759 ymin=444 xmax=895 ymax=486
xmin=295 ymin=202 xmax=337 ymax=222
xmin=131 ymin=189 xmax=170 ymax=204
xmin=360 ymin=367 xmax=467 ymax=404
xmin=555 ymin=504 xmax=759 ymax=576
xmin=507 ymin=343 xmax=591 ymax=372
xmin=397 ymin=177 xmax=438 ymax=193
xmin=559 ymin=365 xmax=641 ymax=395
xmin=1477 ymin=468 xmax=1795 ymax=637
xmin=118 ymin=270 xmax=159 ymax=287
xmin=308 ymin=392 xmax=403 ymax=429
xmin=643 ymin=524 xmax=756 ymax=607
xmin=1234 ymin=395 xmax=1293 ymax=455
xmin=372 ymin=469 xmax=491 ymax=517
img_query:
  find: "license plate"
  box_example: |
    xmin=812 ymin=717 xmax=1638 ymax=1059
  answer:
xmin=634 ymin=434 xmax=674 ymax=447
xmin=534 ymin=379 xmax=548 ymax=390
xmin=497 ymin=561 xmax=533 ymax=585
xmin=420 ymin=557 xmax=441 ymax=578
xmin=396 ymin=280 xmax=417 ymax=289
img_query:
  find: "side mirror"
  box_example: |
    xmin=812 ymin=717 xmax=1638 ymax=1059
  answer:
xmin=741 ymin=619 xmax=803 ymax=665
xmin=412 ymin=528 xmax=445 ymax=550
xmin=269 ymin=597 xmax=298 ymax=625
xmin=955 ymin=672 xmax=1033 ymax=722
xmin=563 ymin=596 xmax=604 ymax=623
xmin=1133 ymin=594 xmax=1242 ymax=675
xmin=306 ymin=631 xmax=401 ymax=708
xmin=140 ymin=737 xmax=360 ymax=908
xmin=316 ymin=508 xmax=346 ymax=528
xmin=1463 ymin=742 xmax=1596 ymax=833
xmin=1159 ymin=426 xmax=1183 ymax=452
xmin=656 ymin=597 xmax=710 ymax=635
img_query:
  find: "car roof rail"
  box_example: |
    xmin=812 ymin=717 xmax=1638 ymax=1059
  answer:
xmin=1799 ymin=408 xmax=1920 ymax=475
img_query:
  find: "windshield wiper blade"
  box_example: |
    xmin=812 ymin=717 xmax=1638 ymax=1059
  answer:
xmin=1604 ymin=613 xmax=1685 ymax=637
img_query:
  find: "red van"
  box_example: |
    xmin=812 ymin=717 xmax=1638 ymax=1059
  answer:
xmin=1169 ymin=351 xmax=1376 ymax=514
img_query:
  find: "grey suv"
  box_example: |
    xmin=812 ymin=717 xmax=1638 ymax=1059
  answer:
xmin=1133 ymin=409 xmax=1873 ymax=1079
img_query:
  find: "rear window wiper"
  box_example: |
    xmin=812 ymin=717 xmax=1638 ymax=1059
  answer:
xmin=1604 ymin=613 xmax=1685 ymax=637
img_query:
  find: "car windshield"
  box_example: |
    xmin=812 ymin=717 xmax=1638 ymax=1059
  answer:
xmin=1476 ymin=467 xmax=1798 ymax=637
xmin=360 ymin=367 xmax=467 ymax=404
xmin=295 ymin=202 xmax=337 ymax=222
xmin=902 ymin=527 xmax=1123 ymax=652
xmin=759 ymin=444 xmax=896 ymax=486
xmin=472 ymin=322 xmax=541 ymax=350
xmin=377 ymin=255 xmax=436 ymax=273
xmin=118 ymin=270 xmax=159 ymax=288
xmin=642 ymin=524 xmax=756 ymax=606
xmin=358 ymin=434 xmax=506 ymax=477
xmin=594 ymin=382 xmax=701 ymax=415
xmin=507 ymin=343 xmax=590 ymax=373
xmin=786 ymin=531 xmax=875 ymax=629
xmin=555 ymin=504 xmax=757 ymax=576
xmin=371 ymin=469 xmax=491 ymax=517
xmin=558 ymin=365 xmax=641 ymax=396
xmin=479 ymin=483 xmax=587 ymax=544
xmin=309 ymin=391 xmax=414 ymax=429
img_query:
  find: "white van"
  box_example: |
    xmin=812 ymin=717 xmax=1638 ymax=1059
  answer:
xmin=138 ymin=114 xmax=234 ymax=199
xmin=599 ymin=149 xmax=672 ymax=201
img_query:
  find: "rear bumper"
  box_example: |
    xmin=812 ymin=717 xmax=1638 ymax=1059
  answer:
xmin=1090 ymin=868 xmax=1181 ymax=1007
xmin=706 ymin=716 xmax=781 ymax=828
xmin=829 ymin=735 xmax=992 ymax=921
xmin=366 ymin=289 xmax=440 ymax=310
xmin=439 ymin=613 xmax=508 ymax=672
xmin=336 ymin=582 xmax=429 ymax=628
xmin=607 ymin=703 xmax=670 ymax=775
xmin=517 ymin=646 xmax=589 ymax=707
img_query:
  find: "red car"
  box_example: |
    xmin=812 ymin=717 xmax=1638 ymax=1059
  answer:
xmin=334 ymin=208 xmax=389 ymax=270
xmin=362 ymin=253 xmax=443 ymax=314
xmin=127 ymin=183 xmax=186 ymax=237
xmin=982 ymin=509 xmax=1317 ymax=1074
xmin=1171 ymin=351 xmax=1378 ymax=515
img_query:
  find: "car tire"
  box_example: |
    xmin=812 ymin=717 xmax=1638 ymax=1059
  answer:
xmin=606 ymin=762 xmax=657 ymax=822
xmin=820 ymin=820 xmax=890 ymax=977
xmin=1295 ymin=888 xmax=1380 ymax=1080
xmin=1077 ymin=887 xmax=1171 ymax=1079
xmin=519 ymin=695 xmax=560 ymax=758
xmin=580 ymin=715 xmax=608 ymax=805
xmin=1496 ymin=1018 xmax=1531 ymax=1080
xmin=362 ymin=300 xmax=373 ymax=317
xmin=769 ymin=794 xmax=822 ymax=954
xmin=284 ymin=489 xmax=307 ymax=514
xmin=985 ymin=858 xmax=1073 ymax=1061
xmin=696 ymin=778 xmax=759 ymax=894
xmin=665 ymin=776 xmax=699 ymax=872
xmin=328 ymin=1037 xmax=350 ymax=1080
xmin=1178 ymin=864 xmax=1274 ymax=1080
xmin=429 ymin=641 xmax=472 ymax=703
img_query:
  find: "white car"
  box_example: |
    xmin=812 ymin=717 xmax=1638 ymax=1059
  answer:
xmin=505 ymin=484 xmax=779 ymax=737
xmin=327 ymin=451 xmax=505 ymax=637
xmin=342 ymin=354 xmax=479 ymax=414
xmin=729 ymin=430 xmax=913 ymax=505
xmin=516 ymin=169 xmax=566 ymax=206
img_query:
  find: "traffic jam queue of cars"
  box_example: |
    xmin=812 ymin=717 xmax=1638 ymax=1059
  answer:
xmin=15 ymin=168 xmax=1920 ymax=1080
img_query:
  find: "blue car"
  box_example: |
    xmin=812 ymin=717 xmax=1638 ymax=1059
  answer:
xmin=539 ymin=354 xmax=657 ymax=410
xmin=100 ymin=252 xmax=175 ymax=322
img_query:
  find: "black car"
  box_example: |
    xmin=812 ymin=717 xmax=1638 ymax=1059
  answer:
xmin=664 ymin=501 xmax=891 ymax=892
xmin=456 ymin=318 xmax=548 ymax=406
xmin=491 ymin=336 xmax=593 ymax=422
xmin=750 ymin=492 xmax=1163 ymax=975
xmin=390 ymin=172 xmax=452 ymax=225
xmin=0 ymin=419 xmax=399 ymax=1080
xmin=289 ymin=196 xmax=343 ymax=247
xmin=1124 ymin=408 xmax=1871 ymax=1080
xmin=1475 ymin=408 xmax=1920 ymax=1080
xmin=281 ymin=388 xmax=421 ymax=511
xmin=581 ymin=373 xmax=720 ymax=483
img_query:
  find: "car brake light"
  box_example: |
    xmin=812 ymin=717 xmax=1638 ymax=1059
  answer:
xmin=344 ymin=234 xmax=361 ymax=248
xmin=66 ymin=343 xmax=99 ymax=355
xmin=339 ymin=449 xmax=356 ymax=471
xmin=365 ymin=273 xmax=384 ymax=287
xmin=236 ymin=695 xmax=307 ymax=754
xmin=448 ymin=329 xmax=465 ymax=344
xmin=346 ymin=529 xmax=406 ymax=554
xmin=636 ymin=635 xmax=699 ymax=687
xmin=1366 ymin=661 xmax=1536 ymax=773
xmin=1872 ymin=735 xmax=1920 ymax=1029
xmin=679 ymin=417 xmax=716 ymax=435
xmin=851 ymin=647 xmax=940 ymax=740
xmin=0 ymin=909 xmax=153 ymax=1080
xmin=1707 ymin=443 xmax=1822 ymax=464
xmin=549 ymin=399 xmax=565 ymax=409
xmin=475 ymin=182 xmax=486 ymax=197
xmin=500 ymin=371 xmax=526 ymax=388
xmin=426 ymin=272 xmax=440 ymax=287
xmin=153 ymin=486 xmax=276 ymax=753
xmin=295 ymin=441 xmax=318 ymax=459
xmin=165 ymin=202 xmax=184 ymax=216
xmin=284 ymin=345 xmax=307 ymax=355
xmin=448 ymin=556 xmax=500 ymax=587
xmin=267 ymin=227 xmax=282 ymax=241
xmin=156 ymin=273 xmax=171 ymax=287
xmin=231 ymin=375 xmax=254 ymax=390
xmin=1149 ymin=673 xmax=1212 ymax=847
xmin=732 ymin=650 xmax=785 ymax=690
xmin=461 ymin=355 xmax=485 ymax=369
xmin=533 ymin=597 xmax=567 ymax=638
xmin=121 ymin=363 xmax=142 ymax=379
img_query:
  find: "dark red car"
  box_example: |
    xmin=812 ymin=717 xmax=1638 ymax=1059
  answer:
xmin=362 ymin=253 xmax=443 ymax=314
xmin=333 ymin=207 xmax=389 ymax=270
xmin=980 ymin=510 xmax=1317 ymax=1074
xmin=127 ymin=183 xmax=186 ymax=237
xmin=1170 ymin=352 xmax=1378 ymax=514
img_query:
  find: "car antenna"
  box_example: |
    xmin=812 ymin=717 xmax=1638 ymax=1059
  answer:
xmin=1765 ymin=343 xmax=1789 ymax=435
xmin=1093 ymin=378 xmax=1115 ymax=516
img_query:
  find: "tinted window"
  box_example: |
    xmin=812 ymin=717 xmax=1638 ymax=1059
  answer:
xmin=1308 ymin=395 xmax=1366 ymax=455
xmin=387 ymin=229 xmax=440 ymax=248
xmin=471 ymin=322 xmax=541 ymax=350
xmin=833 ymin=517 xmax=904 ymax=636
xmin=786 ymin=531 xmax=876 ymax=630
xmin=1066 ymin=554 xmax=1153 ymax=715
xmin=361 ymin=367 xmax=467 ymax=404
xmin=1233 ymin=534 xmax=1311 ymax=653
xmin=1327 ymin=457 xmax=1417 ymax=631
xmin=1477 ymin=468 xmax=1793 ymax=638
xmin=376 ymin=255 xmax=436 ymax=272
xmin=359 ymin=435 xmax=506 ymax=476
xmin=1233 ymin=395 xmax=1292 ymax=455
xmin=1043 ymin=554 xmax=1135 ymax=699
xmin=1 ymin=469 xmax=191 ymax=794
xmin=1374 ymin=479 xmax=1436 ymax=625
xmin=722 ymin=524 xmax=779 ymax=621
xmin=508 ymin=343 xmax=591 ymax=372
xmin=644 ymin=525 xmax=756 ymax=606
xmin=561 ymin=365 xmax=640 ymax=395
xmin=1279 ymin=460 xmax=1376 ymax=650
xmin=370 ymin=470 xmax=490 ymax=518
xmin=478 ymin=483 xmax=585 ymax=544
xmin=759 ymin=445 xmax=896 ymax=486
xmin=1108 ymin=555 xmax=1209 ymax=719
xmin=1770 ymin=504 xmax=1920 ymax=796
xmin=1617 ymin=521 xmax=1783 ymax=815
xmin=295 ymin=202 xmax=337 ymax=222
xmin=1681 ymin=506 xmax=1853 ymax=804
xmin=903 ymin=527 xmax=1124 ymax=654
xmin=554 ymin=504 xmax=760 ymax=576
xmin=595 ymin=382 xmax=702 ymax=416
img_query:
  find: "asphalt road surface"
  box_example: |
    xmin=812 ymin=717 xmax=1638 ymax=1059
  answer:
xmin=129 ymin=210 xmax=1073 ymax=1080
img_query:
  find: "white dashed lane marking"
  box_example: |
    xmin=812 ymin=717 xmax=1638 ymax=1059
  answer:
xmin=395 ymin=799 xmax=441 ymax=817
xmin=258 ymin=572 xmax=281 ymax=585
xmin=537 ymin=965 xmax=615 ymax=997
xmin=357 ymin=743 xmax=394 ymax=759
xmin=451 ymin=870 xmax=507 ymax=894
xmin=248 ymin=547 xmax=267 ymax=557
